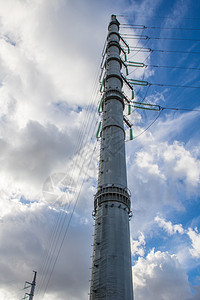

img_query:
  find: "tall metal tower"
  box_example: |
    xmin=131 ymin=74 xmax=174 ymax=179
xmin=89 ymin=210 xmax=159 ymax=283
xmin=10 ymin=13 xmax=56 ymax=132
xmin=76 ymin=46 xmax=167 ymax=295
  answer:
xmin=90 ymin=15 xmax=133 ymax=299
xmin=22 ymin=271 xmax=37 ymax=300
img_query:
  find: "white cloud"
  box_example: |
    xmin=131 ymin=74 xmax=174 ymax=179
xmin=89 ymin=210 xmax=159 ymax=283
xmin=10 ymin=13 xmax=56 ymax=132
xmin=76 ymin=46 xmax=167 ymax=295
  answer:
xmin=0 ymin=192 xmax=94 ymax=300
xmin=155 ymin=216 xmax=200 ymax=260
xmin=155 ymin=216 xmax=185 ymax=235
xmin=127 ymin=136 xmax=200 ymax=237
xmin=135 ymin=150 xmax=166 ymax=179
xmin=188 ymin=227 xmax=200 ymax=258
xmin=0 ymin=288 xmax=20 ymax=300
xmin=131 ymin=232 xmax=146 ymax=257
xmin=133 ymin=249 xmax=192 ymax=300
xmin=163 ymin=141 xmax=200 ymax=188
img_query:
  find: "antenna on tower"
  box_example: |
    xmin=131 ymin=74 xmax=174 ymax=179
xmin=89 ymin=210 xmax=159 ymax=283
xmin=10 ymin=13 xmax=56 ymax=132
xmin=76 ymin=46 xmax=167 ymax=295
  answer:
xmin=22 ymin=271 xmax=37 ymax=300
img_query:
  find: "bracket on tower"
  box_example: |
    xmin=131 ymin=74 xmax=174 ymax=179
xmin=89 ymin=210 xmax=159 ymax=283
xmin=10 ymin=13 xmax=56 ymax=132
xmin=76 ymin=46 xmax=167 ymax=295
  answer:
xmin=123 ymin=115 xmax=132 ymax=128
xmin=122 ymin=60 xmax=145 ymax=76
xmin=132 ymin=101 xmax=162 ymax=111
xmin=121 ymin=74 xmax=134 ymax=99
xmin=98 ymin=96 xmax=104 ymax=113
xmin=96 ymin=121 xmax=102 ymax=139
xmin=128 ymin=79 xmax=149 ymax=86
xmin=119 ymin=34 xmax=130 ymax=54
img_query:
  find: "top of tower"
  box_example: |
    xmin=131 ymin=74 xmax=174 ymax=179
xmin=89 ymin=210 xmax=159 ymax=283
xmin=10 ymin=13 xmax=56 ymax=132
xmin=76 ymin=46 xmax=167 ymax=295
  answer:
xmin=109 ymin=14 xmax=120 ymax=29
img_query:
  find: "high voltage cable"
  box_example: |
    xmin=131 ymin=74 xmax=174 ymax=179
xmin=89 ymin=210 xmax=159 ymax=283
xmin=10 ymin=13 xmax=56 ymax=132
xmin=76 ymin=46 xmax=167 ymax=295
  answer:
xmin=41 ymin=142 xmax=98 ymax=299
xmin=37 ymin=137 xmax=98 ymax=299
xmin=128 ymin=105 xmax=200 ymax=140
xmin=36 ymin=124 xmax=99 ymax=298
xmin=150 ymin=83 xmax=200 ymax=89
xmin=129 ymin=47 xmax=200 ymax=54
xmin=131 ymin=108 xmax=164 ymax=140
xmin=162 ymin=107 xmax=200 ymax=112
xmin=129 ymin=80 xmax=200 ymax=89
xmin=39 ymin=138 xmax=98 ymax=299
xmin=36 ymin=107 xmax=99 ymax=298
xmin=126 ymin=28 xmax=147 ymax=58
xmin=126 ymin=38 xmax=150 ymax=59
xmin=120 ymin=24 xmax=200 ymax=31
xmin=37 ymin=132 xmax=98 ymax=296
xmin=123 ymin=55 xmax=200 ymax=76
xmin=116 ymin=14 xmax=200 ymax=20
xmin=36 ymin=61 xmax=101 ymax=296
xmin=122 ymin=34 xmax=200 ymax=42
xmin=37 ymin=41 xmax=104 ymax=298
xmin=131 ymin=102 xmax=200 ymax=112
xmin=35 ymin=49 xmax=104 ymax=299
xmin=127 ymin=61 xmax=200 ymax=72
xmin=147 ymin=64 xmax=200 ymax=71
xmin=36 ymin=90 xmax=99 ymax=284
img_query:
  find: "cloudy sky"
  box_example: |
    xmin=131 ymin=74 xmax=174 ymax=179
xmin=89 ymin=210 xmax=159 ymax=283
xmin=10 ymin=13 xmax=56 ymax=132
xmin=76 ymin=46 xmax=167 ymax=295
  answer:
xmin=0 ymin=0 xmax=200 ymax=299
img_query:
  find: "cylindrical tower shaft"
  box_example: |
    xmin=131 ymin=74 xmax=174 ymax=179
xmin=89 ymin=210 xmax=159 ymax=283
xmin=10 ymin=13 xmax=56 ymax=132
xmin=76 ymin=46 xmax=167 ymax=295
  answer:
xmin=90 ymin=15 xmax=133 ymax=300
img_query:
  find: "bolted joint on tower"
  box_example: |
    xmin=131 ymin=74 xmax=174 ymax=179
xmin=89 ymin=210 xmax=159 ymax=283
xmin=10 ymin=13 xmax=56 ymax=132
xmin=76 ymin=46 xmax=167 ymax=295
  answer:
xmin=90 ymin=15 xmax=134 ymax=300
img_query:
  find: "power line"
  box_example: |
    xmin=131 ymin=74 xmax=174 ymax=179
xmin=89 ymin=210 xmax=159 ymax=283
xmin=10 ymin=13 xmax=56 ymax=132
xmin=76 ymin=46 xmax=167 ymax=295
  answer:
xmin=120 ymin=24 xmax=200 ymax=31
xmin=129 ymin=47 xmax=200 ymax=54
xmin=131 ymin=101 xmax=200 ymax=113
xmin=41 ymin=142 xmax=97 ymax=298
xmin=151 ymin=83 xmax=200 ymax=89
xmin=122 ymin=34 xmax=200 ymax=42
xmin=129 ymin=79 xmax=200 ymax=89
xmin=128 ymin=105 xmax=200 ymax=140
xmin=36 ymin=59 xmax=102 ymax=296
xmin=125 ymin=61 xmax=200 ymax=77
xmin=129 ymin=109 xmax=164 ymax=140
xmin=147 ymin=64 xmax=200 ymax=71
xmin=116 ymin=14 xmax=200 ymax=20
xmin=162 ymin=107 xmax=200 ymax=112
xmin=35 ymin=52 xmax=104 ymax=299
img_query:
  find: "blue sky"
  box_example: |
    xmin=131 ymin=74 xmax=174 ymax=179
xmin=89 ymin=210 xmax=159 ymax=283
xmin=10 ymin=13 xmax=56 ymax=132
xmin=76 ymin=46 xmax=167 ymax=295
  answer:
xmin=123 ymin=3 xmax=200 ymax=298
xmin=0 ymin=0 xmax=199 ymax=299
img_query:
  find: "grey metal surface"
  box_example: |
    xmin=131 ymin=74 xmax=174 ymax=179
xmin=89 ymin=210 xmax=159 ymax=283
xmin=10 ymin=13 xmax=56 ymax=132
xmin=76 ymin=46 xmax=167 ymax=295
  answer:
xmin=90 ymin=203 xmax=133 ymax=299
xmin=90 ymin=15 xmax=133 ymax=300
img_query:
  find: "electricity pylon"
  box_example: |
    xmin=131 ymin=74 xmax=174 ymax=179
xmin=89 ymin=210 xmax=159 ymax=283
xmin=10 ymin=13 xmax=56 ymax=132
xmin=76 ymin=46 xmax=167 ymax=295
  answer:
xmin=89 ymin=15 xmax=134 ymax=299
xmin=22 ymin=271 xmax=37 ymax=300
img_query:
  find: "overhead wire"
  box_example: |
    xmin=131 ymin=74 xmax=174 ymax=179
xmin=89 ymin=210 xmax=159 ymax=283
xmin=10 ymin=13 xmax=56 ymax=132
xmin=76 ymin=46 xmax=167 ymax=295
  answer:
xmin=36 ymin=98 xmax=100 ymax=299
xmin=147 ymin=64 xmax=200 ymax=71
xmin=36 ymin=103 xmax=99 ymax=298
xmin=36 ymin=118 xmax=98 ymax=298
xmin=116 ymin=14 xmax=200 ymax=21
xmin=127 ymin=104 xmax=200 ymax=141
xmin=120 ymin=24 xmax=200 ymax=31
xmin=129 ymin=47 xmax=200 ymax=54
xmin=161 ymin=106 xmax=200 ymax=112
xmin=120 ymin=23 xmax=200 ymax=140
xmin=35 ymin=41 xmax=105 ymax=299
xmin=38 ymin=113 xmax=99 ymax=296
xmin=121 ymin=34 xmax=200 ymax=42
xmin=149 ymin=83 xmax=200 ymax=89
xmin=129 ymin=108 xmax=164 ymax=140
xmin=41 ymin=141 xmax=98 ymax=298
